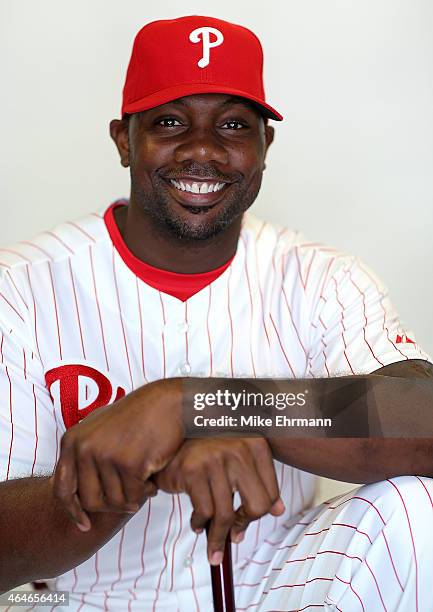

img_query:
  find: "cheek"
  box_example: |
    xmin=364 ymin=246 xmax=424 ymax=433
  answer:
xmin=131 ymin=141 xmax=173 ymax=182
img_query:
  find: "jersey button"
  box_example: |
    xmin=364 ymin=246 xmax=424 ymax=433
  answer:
xmin=183 ymin=556 xmax=193 ymax=568
xmin=176 ymin=321 xmax=189 ymax=333
xmin=179 ymin=362 xmax=191 ymax=375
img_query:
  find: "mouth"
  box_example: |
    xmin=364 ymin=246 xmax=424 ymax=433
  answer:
xmin=164 ymin=177 xmax=232 ymax=212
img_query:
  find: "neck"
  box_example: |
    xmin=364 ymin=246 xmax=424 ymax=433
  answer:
xmin=114 ymin=200 xmax=242 ymax=274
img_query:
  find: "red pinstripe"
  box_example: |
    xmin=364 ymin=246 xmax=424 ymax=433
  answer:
xmin=0 ymin=247 xmax=32 ymax=263
xmin=335 ymin=575 xmax=366 ymax=611
xmin=188 ymin=533 xmax=201 ymax=612
xmin=5 ymin=271 xmax=28 ymax=311
xmin=237 ymin=577 xmax=335 ymax=610
xmin=112 ymin=250 xmax=133 ymax=389
xmin=5 ymin=366 xmax=13 ymax=480
xmin=331 ymin=275 xmax=355 ymax=375
xmin=296 ymin=469 xmax=306 ymax=508
xmin=327 ymin=495 xmax=404 ymax=591
xmin=68 ymin=260 xmax=86 ymax=359
xmin=25 ymin=266 xmax=42 ymax=361
xmin=359 ymin=265 xmax=409 ymax=360
xmin=241 ymin=235 xmax=256 ymax=377
xmin=269 ymin=314 xmax=296 ymax=377
xmin=0 ymin=291 xmax=25 ymax=322
xmin=386 ymin=478 xmax=419 ymax=611
xmin=71 ymin=567 xmax=78 ymax=592
xmin=152 ymin=496 xmax=176 ymax=611
xmin=31 ymin=384 xmax=38 ymax=476
xmin=318 ymin=257 xmax=336 ymax=302
xmin=89 ymin=551 xmax=100 ymax=593
xmin=273 ymin=463 xmax=286 ymax=530
xmin=76 ymin=594 xmax=85 ymax=612
xmin=127 ymin=587 xmax=137 ymax=612
xmin=66 ymin=221 xmax=96 ymax=243
xmin=159 ymin=292 xmax=167 ymax=378
xmin=365 ymin=558 xmax=388 ymax=611
xmin=227 ymin=265 xmax=234 ymax=377
xmin=133 ymin=498 xmax=152 ymax=590
xmin=254 ymin=225 xmax=271 ymax=347
xmin=347 ymin=269 xmax=384 ymax=367
xmin=136 ymin=279 xmax=148 ymax=382
xmin=51 ymin=401 xmax=59 ymax=465
xmin=303 ymin=250 xmax=317 ymax=290
xmin=111 ymin=526 xmax=126 ymax=591
xmin=42 ymin=231 xmax=75 ymax=255
xmin=415 ymin=476 xmax=433 ymax=508
xmin=280 ymin=279 xmax=308 ymax=360
xmin=169 ymin=494 xmax=183 ymax=591
xmin=206 ymin=285 xmax=213 ymax=375
xmin=47 ymin=262 xmax=63 ymax=361
xmin=89 ymin=246 xmax=109 ymax=371
xmin=185 ymin=302 xmax=189 ymax=368
xmin=21 ymin=240 xmax=51 ymax=259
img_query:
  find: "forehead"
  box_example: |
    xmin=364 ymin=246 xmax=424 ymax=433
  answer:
xmin=142 ymin=93 xmax=264 ymax=117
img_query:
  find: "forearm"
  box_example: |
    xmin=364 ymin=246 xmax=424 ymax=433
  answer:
xmin=267 ymin=365 xmax=433 ymax=482
xmin=183 ymin=365 xmax=433 ymax=482
xmin=268 ymin=437 xmax=433 ymax=483
xmin=0 ymin=476 xmax=134 ymax=593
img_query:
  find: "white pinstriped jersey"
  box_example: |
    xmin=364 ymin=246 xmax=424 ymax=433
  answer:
xmin=0 ymin=200 xmax=430 ymax=610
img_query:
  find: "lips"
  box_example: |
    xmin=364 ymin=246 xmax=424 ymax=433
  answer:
xmin=164 ymin=177 xmax=232 ymax=208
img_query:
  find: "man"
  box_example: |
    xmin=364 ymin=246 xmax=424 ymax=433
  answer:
xmin=1 ymin=14 xmax=433 ymax=612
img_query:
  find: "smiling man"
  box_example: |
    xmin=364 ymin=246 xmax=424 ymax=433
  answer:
xmin=1 ymin=15 xmax=433 ymax=612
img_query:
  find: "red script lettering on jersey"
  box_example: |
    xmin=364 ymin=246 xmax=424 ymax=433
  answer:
xmin=45 ymin=365 xmax=126 ymax=429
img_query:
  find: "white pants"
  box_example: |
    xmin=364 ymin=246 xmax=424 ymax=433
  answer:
xmin=20 ymin=475 xmax=433 ymax=611
xmin=234 ymin=475 xmax=433 ymax=611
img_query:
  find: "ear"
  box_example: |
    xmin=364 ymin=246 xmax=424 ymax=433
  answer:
xmin=263 ymin=124 xmax=275 ymax=170
xmin=109 ymin=118 xmax=130 ymax=167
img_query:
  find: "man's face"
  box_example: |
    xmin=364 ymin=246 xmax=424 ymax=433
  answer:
xmin=110 ymin=94 xmax=274 ymax=240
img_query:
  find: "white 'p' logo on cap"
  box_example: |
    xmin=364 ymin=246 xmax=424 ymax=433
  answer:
xmin=189 ymin=27 xmax=224 ymax=68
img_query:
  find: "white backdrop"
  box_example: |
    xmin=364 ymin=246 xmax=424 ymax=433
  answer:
xmin=1 ymin=0 xmax=432 ymax=354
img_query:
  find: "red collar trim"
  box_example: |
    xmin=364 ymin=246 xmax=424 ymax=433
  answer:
xmin=103 ymin=201 xmax=234 ymax=301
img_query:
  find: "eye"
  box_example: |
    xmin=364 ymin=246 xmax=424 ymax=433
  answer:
xmin=156 ymin=117 xmax=183 ymax=128
xmin=221 ymin=120 xmax=247 ymax=130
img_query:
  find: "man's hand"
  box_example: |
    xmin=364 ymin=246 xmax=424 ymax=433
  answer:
xmin=153 ymin=437 xmax=285 ymax=565
xmin=52 ymin=378 xmax=184 ymax=532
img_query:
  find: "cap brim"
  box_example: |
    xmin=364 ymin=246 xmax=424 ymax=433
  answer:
xmin=122 ymin=83 xmax=283 ymax=121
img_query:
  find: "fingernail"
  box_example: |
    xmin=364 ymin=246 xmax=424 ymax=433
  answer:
xmin=272 ymin=499 xmax=285 ymax=514
xmin=125 ymin=503 xmax=140 ymax=513
xmin=77 ymin=520 xmax=91 ymax=532
xmin=232 ymin=530 xmax=245 ymax=543
xmin=210 ymin=551 xmax=223 ymax=566
xmin=194 ymin=528 xmax=203 ymax=534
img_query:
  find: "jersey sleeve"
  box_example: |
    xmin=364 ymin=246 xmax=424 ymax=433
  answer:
xmin=0 ymin=268 xmax=59 ymax=481
xmin=306 ymin=254 xmax=432 ymax=378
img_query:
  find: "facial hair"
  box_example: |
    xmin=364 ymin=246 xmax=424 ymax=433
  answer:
xmin=130 ymin=167 xmax=263 ymax=242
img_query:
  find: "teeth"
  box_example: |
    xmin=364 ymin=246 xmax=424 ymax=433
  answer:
xmin=169 ymin=179 xmax=227 ymax=194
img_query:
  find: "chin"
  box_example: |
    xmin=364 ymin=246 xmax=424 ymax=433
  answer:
xmin=164 ymin=206 xmax=238 ymax=241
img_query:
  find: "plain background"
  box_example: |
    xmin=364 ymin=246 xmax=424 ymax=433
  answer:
xmin=1 ymin=1 xmax=432 ymax=503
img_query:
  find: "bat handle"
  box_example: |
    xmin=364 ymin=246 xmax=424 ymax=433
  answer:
xmin=207 ymin=529 xmax=236 ymax=612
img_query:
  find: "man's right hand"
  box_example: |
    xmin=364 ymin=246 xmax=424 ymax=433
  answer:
xmin=51 ymin=378 xmax=184 ymax=532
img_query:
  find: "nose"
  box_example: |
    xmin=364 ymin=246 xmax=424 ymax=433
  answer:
xmin=173 ymin=126 xmax=229 ymax=166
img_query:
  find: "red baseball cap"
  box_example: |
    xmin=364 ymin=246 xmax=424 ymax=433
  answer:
xmin=121 ymin=15 xmax=283 ymax=121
